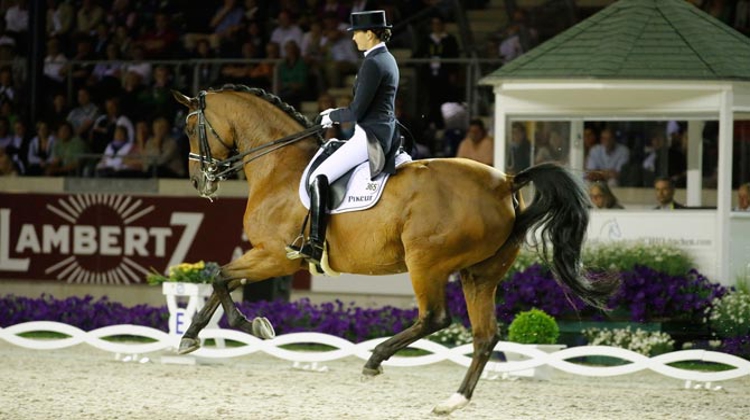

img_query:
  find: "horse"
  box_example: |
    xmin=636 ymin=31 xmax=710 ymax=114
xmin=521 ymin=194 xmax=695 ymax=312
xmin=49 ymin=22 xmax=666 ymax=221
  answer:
xmin=171 ymin=85 xmax=618 ymax=414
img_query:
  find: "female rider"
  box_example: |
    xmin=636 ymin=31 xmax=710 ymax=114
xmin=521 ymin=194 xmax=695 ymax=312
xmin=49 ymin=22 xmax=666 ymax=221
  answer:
xmin=287 ymin=10 xmax=401 ymax=267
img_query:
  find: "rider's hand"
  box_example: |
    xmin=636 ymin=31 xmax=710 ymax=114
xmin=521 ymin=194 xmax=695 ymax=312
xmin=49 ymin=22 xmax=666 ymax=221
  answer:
xmin=320 ymin=113 xmax=333 ymax=128
xmin=319 ymin=108 xmax=335 ymax=128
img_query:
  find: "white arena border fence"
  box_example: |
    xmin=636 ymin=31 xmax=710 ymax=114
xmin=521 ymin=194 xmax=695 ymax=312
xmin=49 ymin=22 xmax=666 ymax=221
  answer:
xmin=2 ymin=321 xmax=749 ymax=384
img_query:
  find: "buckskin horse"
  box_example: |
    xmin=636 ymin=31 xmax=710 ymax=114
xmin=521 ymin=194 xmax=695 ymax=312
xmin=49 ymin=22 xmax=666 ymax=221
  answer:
xmin=171 ymin=85 xmax=617 ymax=414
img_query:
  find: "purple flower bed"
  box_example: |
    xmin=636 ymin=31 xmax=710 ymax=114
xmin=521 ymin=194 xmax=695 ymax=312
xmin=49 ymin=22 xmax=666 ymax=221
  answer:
xmin=0 ymin=294 xmax=167 ymax=330
xmin=0 ymin=264 xmax=729 ymax=346
xmin=493 ymin=264 xmax=728 ymax=324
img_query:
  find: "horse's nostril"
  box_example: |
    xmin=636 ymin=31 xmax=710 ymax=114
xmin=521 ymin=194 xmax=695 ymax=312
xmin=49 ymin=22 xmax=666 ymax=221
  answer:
xmin=191 ymin=178 xmax=198 ymax=188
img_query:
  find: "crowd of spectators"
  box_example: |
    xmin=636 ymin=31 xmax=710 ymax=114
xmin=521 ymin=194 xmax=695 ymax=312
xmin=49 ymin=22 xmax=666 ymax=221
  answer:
xmin=2 ymin=0 xmax=750 ymax=183
xmin=0 ymin=0 xmax=471 ymax=179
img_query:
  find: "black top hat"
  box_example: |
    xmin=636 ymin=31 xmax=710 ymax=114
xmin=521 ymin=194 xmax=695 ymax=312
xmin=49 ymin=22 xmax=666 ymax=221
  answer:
xmin=347 ymin=10 xmax=392 ymax=32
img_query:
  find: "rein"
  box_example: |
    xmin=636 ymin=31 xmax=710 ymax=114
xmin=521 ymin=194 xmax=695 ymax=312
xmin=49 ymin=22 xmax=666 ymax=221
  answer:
xmin=187 ymin=90 xmax=324 ymax=183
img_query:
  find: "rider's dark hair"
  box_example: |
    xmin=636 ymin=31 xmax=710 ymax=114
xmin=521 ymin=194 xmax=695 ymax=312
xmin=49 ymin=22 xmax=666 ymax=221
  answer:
xmin=371 ymin=28 xmax=392 ymax=43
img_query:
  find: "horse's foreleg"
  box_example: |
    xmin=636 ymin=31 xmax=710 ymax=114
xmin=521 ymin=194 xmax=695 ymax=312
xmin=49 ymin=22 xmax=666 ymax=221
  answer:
xmin=177 ymin=291 xmax=223 ymax=354
xmin=363 ymin=270 xmax=451 ymax=376
xmin=212 ymin=276 xmax=275 ymax=339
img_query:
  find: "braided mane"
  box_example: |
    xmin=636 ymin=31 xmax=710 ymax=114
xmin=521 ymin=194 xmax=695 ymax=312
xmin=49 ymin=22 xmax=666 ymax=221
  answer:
xmin=209 ymin=84 xmax=314 ymax=129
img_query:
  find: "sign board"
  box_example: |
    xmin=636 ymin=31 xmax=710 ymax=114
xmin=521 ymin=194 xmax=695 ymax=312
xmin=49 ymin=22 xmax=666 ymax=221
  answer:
xmin=0 ymin=192 xmax=249 ymax=285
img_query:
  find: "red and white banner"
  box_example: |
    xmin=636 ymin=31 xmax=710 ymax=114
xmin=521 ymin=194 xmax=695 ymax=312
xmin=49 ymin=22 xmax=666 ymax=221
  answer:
xmin=0 ymin=192 xmax=250 ymax=284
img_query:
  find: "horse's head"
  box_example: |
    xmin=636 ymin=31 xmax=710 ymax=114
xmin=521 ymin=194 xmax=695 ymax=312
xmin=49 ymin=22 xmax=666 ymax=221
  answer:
xmin=172 ymin=89 xmax=236 ymax=201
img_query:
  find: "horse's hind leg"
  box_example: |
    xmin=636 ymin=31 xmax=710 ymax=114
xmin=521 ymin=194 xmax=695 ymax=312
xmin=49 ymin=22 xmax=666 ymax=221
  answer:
xmin=433 ymin=243 xmax=520 ymax=415
xmin=363 ymin=268 xmax=452 ymax=375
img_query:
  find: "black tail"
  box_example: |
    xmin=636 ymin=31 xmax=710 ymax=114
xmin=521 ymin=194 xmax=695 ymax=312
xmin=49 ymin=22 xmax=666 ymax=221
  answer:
xmin=510 ymin=163 xmax=619 ymax=309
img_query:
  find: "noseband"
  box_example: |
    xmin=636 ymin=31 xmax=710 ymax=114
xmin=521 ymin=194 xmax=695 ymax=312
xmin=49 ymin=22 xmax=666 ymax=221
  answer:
xmin=186 ymin=90 xmax=324 ymax=199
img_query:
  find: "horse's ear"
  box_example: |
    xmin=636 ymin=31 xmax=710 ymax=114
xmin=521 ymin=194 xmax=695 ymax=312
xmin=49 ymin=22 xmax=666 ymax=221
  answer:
xmin=172 ymin=90 xmax=193 ymax=108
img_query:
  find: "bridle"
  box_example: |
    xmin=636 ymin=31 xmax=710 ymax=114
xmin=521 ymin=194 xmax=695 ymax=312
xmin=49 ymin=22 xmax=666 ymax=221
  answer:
xmin=186 ymin=90 xmax=324 ymax=199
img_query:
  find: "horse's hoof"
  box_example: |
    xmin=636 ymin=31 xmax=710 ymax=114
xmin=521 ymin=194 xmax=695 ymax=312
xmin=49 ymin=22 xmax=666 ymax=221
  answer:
xmin=432 ymin=393 xmax=469 ymax=415
xmin=252 ymin=317 xmax=275 ymax=339
xmin=177 ymin=337 xmax=201 ymax=355
xmin=361 ymin=365 xmax=383 ymax=377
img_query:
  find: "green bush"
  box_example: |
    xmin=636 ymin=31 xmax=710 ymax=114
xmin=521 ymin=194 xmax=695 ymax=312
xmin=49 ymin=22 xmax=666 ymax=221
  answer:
xmin=507 ymin=308 xmax=559 ymax=344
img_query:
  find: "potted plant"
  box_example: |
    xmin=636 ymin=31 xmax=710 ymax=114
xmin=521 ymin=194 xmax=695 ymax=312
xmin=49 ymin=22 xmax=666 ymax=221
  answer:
xmin=504 ymin=308 xmax=565 ymax=380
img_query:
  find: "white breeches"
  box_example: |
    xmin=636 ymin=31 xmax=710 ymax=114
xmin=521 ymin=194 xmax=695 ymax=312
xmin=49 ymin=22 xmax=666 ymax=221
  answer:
xmin=309 ymin=124 xmax=369 ymax=185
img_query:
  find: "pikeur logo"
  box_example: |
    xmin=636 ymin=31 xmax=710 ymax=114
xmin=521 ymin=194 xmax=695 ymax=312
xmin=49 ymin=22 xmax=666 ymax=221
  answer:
xmin=0 ymin=194 xmax=203 ymax=284
xmin=347 ymin=195 xmax=374 ymax=203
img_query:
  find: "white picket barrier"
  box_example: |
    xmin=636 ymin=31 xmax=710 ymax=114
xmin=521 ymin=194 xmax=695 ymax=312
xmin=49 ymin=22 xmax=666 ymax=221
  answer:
xmin=2 ymin=321 xmax=749 ymax=384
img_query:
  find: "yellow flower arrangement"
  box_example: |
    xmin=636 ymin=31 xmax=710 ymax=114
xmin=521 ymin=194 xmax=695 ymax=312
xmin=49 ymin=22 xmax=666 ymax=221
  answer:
xmin=146 ymin=261 xmax=220 ymax=285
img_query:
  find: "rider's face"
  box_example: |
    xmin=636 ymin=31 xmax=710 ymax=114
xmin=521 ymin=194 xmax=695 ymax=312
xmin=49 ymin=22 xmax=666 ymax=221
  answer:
xmin=352 ymin=30 xmax=370 ymax=51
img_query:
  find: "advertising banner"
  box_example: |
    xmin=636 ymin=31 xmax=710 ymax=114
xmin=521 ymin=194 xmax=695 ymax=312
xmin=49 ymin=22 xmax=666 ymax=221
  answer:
xmin=0 ymin=192 xmax=250 ymax=285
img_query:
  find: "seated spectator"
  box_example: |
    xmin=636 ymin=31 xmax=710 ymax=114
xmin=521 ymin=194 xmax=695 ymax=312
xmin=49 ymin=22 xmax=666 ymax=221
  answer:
xmin=43 ymin=37 xmax=68 ymax=95
xmin=270 ymin=10 xmax=303 ymax=59
xmin=0 ymin=66 xmax=16 ymax=106
xmin=249 ymin=41 xmax=280 ymax=90
xmin=43 ymin=92 xmax=70 ymax=129
xmin=583 ymin=126 xmax=598 ymax=162
xmin=137 ymin=11 xmax=179 ymax=59
xmin=191 ymin=39 xmax=221 ymax=90
xmin=91 ymin=43 xmax=124 ymax=99
xmin=66 ymin=87 xmax=99 ymax=140
xmin=4 ymin=0 xmax=29 ymax=52
xmin=26 ymin=121 xmax=57 ymax=176
xmin=142 ymin=117 xmax=184 ymax=178
xmin=122 ymin=44 xmax=152 ymax=85
xmin=141 ymin=65 xmax=177 ymax=121
xmin=184 ymin=0 xmax=245 ymax=52
xmin=586 ymin=127 xmax=630 ymax=186
xmin=320 ymin=12 xmax=358 ymax=89
xmin=653 ymin=176 xmax=685 ymax=210
xmin=46 ymin=121 xmax=88 ymax=176
xmin=219 ymin=41 xmax=271 ymax=88
xmin=75 ymin=0 xmax=105 ymax=37
xmin=0 ymin=147 xmax=18 ymax=176
xmin=95 ymin=124 xmax=138 ymax=177
xmin=507 ymin=122 xmax=531 ymax=174
xmin=589 ymin=181 xmax=624 ymax=209
xmin=90 ymin=97 xmax=133 ymax=155
xmin=47 ymin=0 xmax=75 ymax=48
xmin=456 ymin=119 xmax=493 ymax=166
xmin=278 ymin=40 xmax=309 ymax=109
xmin=735 ymin=183 xmax=750 ymax=212
xmin=91 ymin=22 xmax=111 ymax=58
xmin=0 ymin=116 xmax=12 ymax=148
xmin=642 ymin=129 xmax=687 ymax=188
xmin=534 ymin=129 xmax=568 ymax=165
xmin=65 ymin=36 xmax=96 ymax=90
xmin=106 ymin=0 xmax=138 ymax=33
xmin=6 ymin=119 xmax=29 ymax=174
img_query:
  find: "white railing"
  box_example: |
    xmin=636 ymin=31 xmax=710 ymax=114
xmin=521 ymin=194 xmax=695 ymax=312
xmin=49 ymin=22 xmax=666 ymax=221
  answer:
xmin=2 ymin=321 xmax=749 ymax=384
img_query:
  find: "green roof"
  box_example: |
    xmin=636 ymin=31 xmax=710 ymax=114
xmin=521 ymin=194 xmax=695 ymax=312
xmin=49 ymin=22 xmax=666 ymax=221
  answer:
xmin=482 ymin=0 xmax=750 ymax=82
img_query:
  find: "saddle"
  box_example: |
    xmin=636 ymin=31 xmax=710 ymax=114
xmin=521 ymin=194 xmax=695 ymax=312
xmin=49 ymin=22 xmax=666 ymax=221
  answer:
xmin=298 ymin=142 xmax=412 ymax=215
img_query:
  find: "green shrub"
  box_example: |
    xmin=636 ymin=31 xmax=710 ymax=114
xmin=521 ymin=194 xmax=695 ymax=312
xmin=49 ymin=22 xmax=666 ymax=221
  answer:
xmin=507 ymin=308 xmax=559 ymax=344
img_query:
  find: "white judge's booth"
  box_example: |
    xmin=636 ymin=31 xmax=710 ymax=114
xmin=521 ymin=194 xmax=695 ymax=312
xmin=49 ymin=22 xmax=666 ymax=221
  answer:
xmin=483 ymin=79 xmax=750 ymax=287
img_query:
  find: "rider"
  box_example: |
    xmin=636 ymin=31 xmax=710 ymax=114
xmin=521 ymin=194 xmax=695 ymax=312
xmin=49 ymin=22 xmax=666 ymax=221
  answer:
xmin=288 ymin=10 xmax=401 ymax=267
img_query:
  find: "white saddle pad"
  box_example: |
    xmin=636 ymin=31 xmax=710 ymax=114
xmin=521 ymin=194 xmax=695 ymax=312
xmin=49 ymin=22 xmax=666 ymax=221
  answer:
xmin=298 ymin=149 xmax=412 ymax=214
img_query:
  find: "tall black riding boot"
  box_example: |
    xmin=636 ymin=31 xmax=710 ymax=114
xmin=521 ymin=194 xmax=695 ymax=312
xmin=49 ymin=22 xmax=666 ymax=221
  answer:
xmin=300 ymin=174 xmax=330 ymax=265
